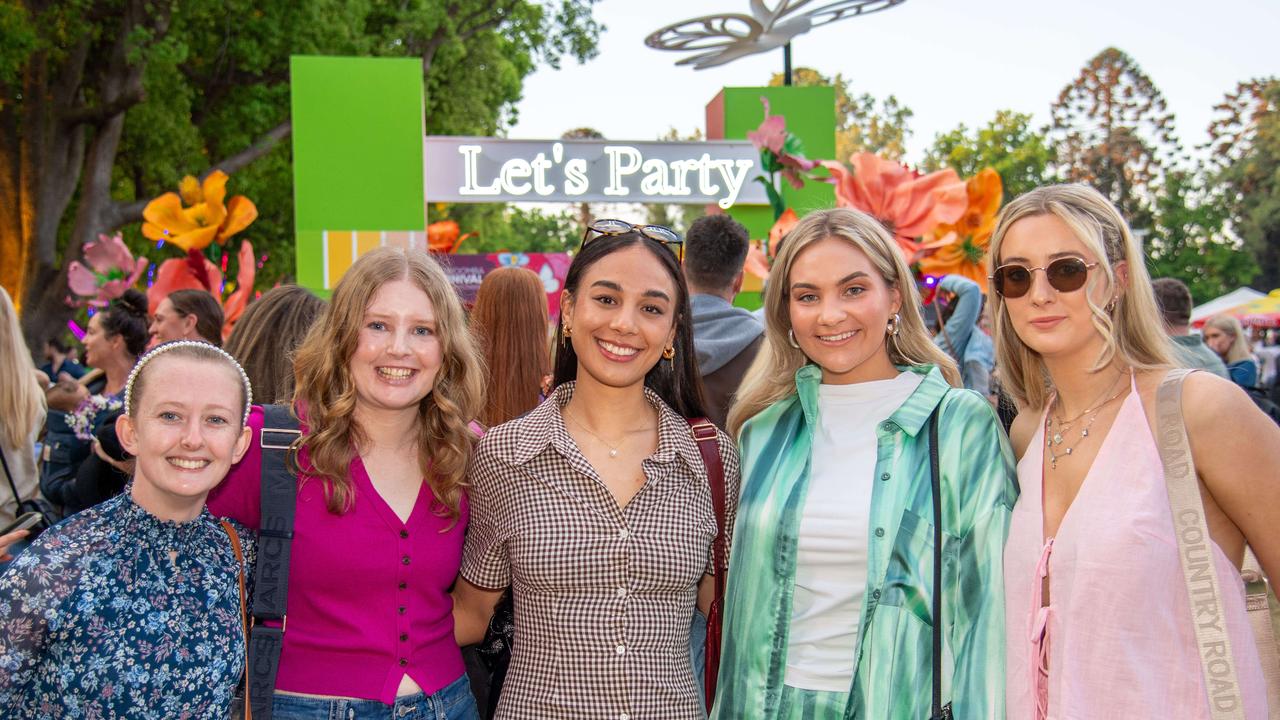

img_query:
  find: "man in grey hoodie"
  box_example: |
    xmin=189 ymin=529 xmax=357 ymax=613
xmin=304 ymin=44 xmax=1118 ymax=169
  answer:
xmin=684 ymin=214 xmax=765 ymax=428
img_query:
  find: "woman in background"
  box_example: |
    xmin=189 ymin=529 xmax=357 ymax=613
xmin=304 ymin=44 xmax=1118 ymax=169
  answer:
xmin=0 ymin=287 xmax=47 ymax=539
xmin=149 ymin=288 xmax=225 ymax=347
xmin=1203 ymin=313 xmax=1260 ymax=389
xmin=471 ymin=267 xmax=550 ymax=427
xmin=224 ymin=284 xmax=326 ymax=405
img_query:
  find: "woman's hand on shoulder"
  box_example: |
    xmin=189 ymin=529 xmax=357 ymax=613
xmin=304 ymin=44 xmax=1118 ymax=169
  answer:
xmin=1181 ymin=370 xmax=1280 ymax=579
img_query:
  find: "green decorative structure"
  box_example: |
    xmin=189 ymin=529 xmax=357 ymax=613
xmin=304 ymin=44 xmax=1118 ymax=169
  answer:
xmin=706 ymin=85 xmax=836 ymax=307
xmin=291 ymin=56 xmax=427 ymax=292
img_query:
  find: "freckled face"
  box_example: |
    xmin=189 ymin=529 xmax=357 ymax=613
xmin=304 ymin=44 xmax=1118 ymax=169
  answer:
xmin=997 ymin=214 xmax=1121 ymax=360
xmin=561 ymin=245 xmax=677 ymax=391
xmin=117 ymin=356 xmax=251 ymax=503
xmin=787 ymin=237 xmax=900 ymax=385
xmin=349 ymin=279 xmax=444 ymax=416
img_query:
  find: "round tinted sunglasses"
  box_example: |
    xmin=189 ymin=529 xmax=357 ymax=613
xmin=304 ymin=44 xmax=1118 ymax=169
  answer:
xmin=990 ymin=257 xmax=1100 ymax=298
xmin=581 ymin=219 xmax=684 ymax=261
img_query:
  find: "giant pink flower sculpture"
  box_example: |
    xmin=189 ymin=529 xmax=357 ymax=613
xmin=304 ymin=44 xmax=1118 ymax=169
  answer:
xmin=821 ymin=153 xmax=967 ymax=264
xmin=66 ymin=234 xmax=149 ymax=307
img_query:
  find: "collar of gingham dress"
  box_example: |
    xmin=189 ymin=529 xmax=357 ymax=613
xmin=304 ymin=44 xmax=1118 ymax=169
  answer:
xmin=498 ymin=380 xmax=706 ymax=472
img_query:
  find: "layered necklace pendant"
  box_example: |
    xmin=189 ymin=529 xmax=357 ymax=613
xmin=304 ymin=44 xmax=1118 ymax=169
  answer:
xmin=609 ymin=448 xmax=619 ymax=458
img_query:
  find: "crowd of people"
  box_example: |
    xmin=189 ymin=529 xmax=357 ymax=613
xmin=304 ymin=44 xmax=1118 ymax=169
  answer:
xmin=1 ymin=182 xmax=1278 ymax=719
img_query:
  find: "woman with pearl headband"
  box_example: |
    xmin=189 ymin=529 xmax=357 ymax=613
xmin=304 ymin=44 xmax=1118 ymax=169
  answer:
xmin=0 ymin=340 xmax=257 ymax=718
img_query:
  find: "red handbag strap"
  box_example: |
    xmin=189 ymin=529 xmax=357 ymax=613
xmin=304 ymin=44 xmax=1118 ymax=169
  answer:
xmin=687 ymin=417 xmax=726 ymax=713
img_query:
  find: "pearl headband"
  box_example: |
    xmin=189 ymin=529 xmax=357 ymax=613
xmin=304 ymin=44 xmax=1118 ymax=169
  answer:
xmin=123 ymin=340 xmax=254 ymax=425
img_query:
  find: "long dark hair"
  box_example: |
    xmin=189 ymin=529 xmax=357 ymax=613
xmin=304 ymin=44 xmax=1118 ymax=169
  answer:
xmin=552 ymin=232 xmax=707 ymax=419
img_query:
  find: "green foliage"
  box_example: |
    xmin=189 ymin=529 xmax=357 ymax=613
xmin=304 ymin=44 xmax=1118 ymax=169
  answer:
xmin=1049 ymin=47 xmax=1182 ymax=225
xmin=19 ymin=0 xmax=601 ymax=291
xmin=429 ymin=203 xmax=579 ymax=254
xmin=923 ymin=110 xmax=1056 ymax=201
xmin=769 ymin=67 xmax=912 ymax=162
xmin=1209 ymin=79 xmax=1280 ymax=290
xmin=1146 ymin=170 xmax=1256 ymax=301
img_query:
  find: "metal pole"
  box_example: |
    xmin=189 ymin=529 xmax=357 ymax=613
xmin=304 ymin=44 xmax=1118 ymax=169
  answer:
xmin=784 ymin=42 xmax=792 ymax=85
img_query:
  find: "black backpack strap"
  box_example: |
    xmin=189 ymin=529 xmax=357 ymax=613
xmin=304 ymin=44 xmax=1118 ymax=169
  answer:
xmin=928 ymin=408 xmax=953 ymax=720
xmin=248 ymin=404 xmax=300 ymax=719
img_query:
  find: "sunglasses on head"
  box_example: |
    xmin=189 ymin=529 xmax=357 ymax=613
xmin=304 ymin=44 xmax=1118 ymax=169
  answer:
xmin=581 ymin=219 xmax=684 ymax=261
xmin=990 ymin=257 xmax=1099 ymax=299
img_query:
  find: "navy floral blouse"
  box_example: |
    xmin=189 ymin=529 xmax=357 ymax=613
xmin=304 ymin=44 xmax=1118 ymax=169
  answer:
xmin=0 ymin=490 xmax=255 ymax=719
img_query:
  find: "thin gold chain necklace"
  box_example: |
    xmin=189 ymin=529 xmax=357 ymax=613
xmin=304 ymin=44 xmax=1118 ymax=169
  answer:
xmin=563 ymin=406 xmax=625 ymax=458
xmin=1045 ymin=370 xmax=1131 ymax=470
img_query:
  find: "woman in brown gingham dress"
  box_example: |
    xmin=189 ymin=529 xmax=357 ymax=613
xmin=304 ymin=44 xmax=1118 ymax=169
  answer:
xmin=453 ymin=223 xmax=740 ymax=720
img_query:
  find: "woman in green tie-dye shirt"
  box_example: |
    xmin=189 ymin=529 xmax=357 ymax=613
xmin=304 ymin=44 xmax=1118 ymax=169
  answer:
xmin=714 ymin=208 xmax=1017 ymax=720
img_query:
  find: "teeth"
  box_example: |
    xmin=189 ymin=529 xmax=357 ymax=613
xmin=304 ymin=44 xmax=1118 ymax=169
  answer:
xmin=599 ymin=340 xmax=638 ymax=356
xmin=168 ymin=458 xmax=209 ymax=470
xmin=819 ymin=330 xmax=856 ymax=342
xmin=378 ymin=367 xmax=413 ymax=379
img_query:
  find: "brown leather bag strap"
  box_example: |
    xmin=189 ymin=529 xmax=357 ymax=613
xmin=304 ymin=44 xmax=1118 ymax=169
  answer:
xmin=220 ymin=519 xmax=252 ymax=720
xmin=687 ymin=417 xmax=726 ymax=713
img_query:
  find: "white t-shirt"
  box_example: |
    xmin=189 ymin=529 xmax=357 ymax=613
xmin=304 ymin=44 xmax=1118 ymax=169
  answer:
xmin=783 ymin=371 xmax=924 ymax=691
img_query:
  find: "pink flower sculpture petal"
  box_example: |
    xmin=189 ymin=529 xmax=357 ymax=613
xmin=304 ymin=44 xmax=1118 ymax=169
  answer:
xmin=747 ymin=98 xmax=786 ymax=155
xmin=220 ymin=240 xmax=256 ymax=340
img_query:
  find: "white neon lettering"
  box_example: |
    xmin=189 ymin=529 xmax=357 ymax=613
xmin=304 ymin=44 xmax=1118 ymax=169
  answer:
xmin=458 ymin=145 xmax=501 ymax=195
xmin=668 ymin=160 xmax=694 ymax=196
xmin=640 ymin=158 xmax=669 ymax=195
xmin=552 ymin=142 xmax=564 ymax=164
xmin=501 ymin=158 xmax=533 ymax=195
xmin=563 ymin=158 xmax=589 ymax=195
xmin=717 ymin=159 xmax=754 ymax=209
xmin=697 ymin=153 xmax=720 ymax=196
xmin=604 ymin=146 xmax=642 ymax=196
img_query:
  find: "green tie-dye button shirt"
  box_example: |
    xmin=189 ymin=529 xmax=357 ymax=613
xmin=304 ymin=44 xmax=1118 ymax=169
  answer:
xmin=711 ymin=364 xmax=1018 ymax=720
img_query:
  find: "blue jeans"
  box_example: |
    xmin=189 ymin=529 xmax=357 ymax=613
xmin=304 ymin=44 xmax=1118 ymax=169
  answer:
xmin=271 ymin=674 xmax=480 ymax=720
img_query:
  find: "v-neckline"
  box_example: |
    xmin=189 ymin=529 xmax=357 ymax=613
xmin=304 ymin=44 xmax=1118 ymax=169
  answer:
xmin=1039 ymin=379 xmax=1140 ymax=547
xmin=352 ymin=454 xmax=429 ymax=528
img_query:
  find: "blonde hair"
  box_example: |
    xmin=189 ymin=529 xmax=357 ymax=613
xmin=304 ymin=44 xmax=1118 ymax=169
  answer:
xmin=1204 ymin=314 xmax=1253 ymax=365
xmin=988 ymin=183 xmax=1174 ymax=411
xmin=0 ymin=287 xmax=46 ymax=449
xmin=727 ymin=208 xmax=960 ymax=436
xmin=291 ymin=247 xmax=486 ymax=518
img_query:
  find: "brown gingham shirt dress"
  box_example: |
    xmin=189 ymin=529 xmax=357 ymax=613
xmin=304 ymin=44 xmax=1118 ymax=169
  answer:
xmin=461 ymin=382 xmax=740 ymax=720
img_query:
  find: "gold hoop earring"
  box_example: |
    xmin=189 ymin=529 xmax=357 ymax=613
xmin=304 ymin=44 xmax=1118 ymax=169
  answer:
xmin=561 ymin=324 xmax=572 ymax=347
xmin=887 ymin=313 xmax=901 ymax=337
xmin=1105 ymin=297 xmax=1118 ymax=314
xmin=788 ymin=329 xmax=800 ymax=348
xmin=661 ymin=345 xmax=675 ymax=361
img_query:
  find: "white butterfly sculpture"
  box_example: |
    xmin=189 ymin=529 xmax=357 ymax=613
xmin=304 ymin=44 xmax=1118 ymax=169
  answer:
xmin=645 ymin=0 xmax=906 ymax=70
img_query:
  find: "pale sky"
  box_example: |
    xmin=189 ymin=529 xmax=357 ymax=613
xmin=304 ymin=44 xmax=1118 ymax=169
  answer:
xmin=510 ymin=0 xmax=1279 ymax=166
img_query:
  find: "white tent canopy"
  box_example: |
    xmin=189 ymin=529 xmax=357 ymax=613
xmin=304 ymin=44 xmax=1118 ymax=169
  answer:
xmin=1190 ymin=287 xmax=1266 ymax=325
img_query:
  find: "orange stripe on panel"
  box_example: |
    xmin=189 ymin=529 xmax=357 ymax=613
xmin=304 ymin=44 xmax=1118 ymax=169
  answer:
xmin=356 ymin=231 xmax=381 ymax=258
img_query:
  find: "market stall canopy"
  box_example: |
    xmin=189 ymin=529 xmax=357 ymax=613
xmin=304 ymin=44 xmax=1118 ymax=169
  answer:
xmin=1192 ymin=288 xmax=1280 ymax=328
xmin=1190 ymin=287 xmax=1266 ymax=326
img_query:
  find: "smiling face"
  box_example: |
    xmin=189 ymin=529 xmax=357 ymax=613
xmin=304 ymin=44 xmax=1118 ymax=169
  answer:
xmin=997 ymin=213 xmax=1125 ymax=361
xmin=149 ymin=296 xmax=198 ymax=347
xmin=118 ymin=355 xmax=251 ymax=516
xmin=561 ymin=244 xmax=677 ymax=392
xmin=349 ymin=278 xmax=444 ymax=420
xmin=786 ymin=236 xmax=901 ymax=385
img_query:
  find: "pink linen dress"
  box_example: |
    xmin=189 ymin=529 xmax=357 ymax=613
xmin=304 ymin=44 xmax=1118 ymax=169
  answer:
xmin=1004 ymin=377 xmax=1268 ymax=719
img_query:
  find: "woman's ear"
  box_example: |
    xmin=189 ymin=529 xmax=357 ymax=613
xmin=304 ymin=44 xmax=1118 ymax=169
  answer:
xmin=890 ymin=285 xmax=903 ymax=317
xmin=116 ymin=414 xmax=139 ymax=456
xmin=559 ymin=292 xmax=574 ymax=331
xmin=1112 ymin=260 xmax=1130 ymax=297
xmin=231 ymin=425 xmax=252 ymax=464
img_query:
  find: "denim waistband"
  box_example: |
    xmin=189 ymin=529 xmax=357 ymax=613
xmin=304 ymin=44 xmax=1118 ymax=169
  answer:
xmin=271 ymin=674 xmax=477 ymax=720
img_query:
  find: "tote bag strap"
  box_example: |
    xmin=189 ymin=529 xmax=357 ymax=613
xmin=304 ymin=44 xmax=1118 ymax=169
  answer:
xmin=1157 ymin=368 xmax=1247 ymax=720
xmin=220 ymin=519 xmax=251 ymax=720
xmin=686 ymin=417 xmax=726 ymax=714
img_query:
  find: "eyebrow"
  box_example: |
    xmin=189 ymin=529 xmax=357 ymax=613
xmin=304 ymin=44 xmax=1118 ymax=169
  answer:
xmin=590 ymin=280 xmax=671 ymax=302
xmin=365 ymin=311 xmax=436 ymax=324
xmin=790 ymin=271 xmax=869 ymax=291
xmin=154 ymin=400 xmax=237 ymax=413
xmin=1000 ymin=252 xmax=1086 ymax=264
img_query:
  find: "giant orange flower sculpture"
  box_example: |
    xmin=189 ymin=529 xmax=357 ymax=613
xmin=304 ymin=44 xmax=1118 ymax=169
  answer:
xmin=142 ymin=170 xmax=258 ymax=252
xmin=821 ymin=153 xmax=967 ymax=264
xmin=744 ymin=209 xmax=799 ymax=284
xmin=919 ymin=168 xmax=1003 ymax=290
xmin=427 ymin=220 xmax=477 ymax=254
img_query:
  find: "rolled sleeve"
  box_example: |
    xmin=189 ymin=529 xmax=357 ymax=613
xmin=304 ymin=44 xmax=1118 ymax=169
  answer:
xmin=460 ymin=439 xmax=512 ymax=589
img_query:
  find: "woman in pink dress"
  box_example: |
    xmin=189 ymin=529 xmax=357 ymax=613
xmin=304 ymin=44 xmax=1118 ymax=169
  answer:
xmin=992 ymin=184 xmax=1280 ymax=719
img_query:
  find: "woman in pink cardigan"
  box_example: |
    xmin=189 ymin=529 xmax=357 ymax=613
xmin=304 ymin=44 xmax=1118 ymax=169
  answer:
xmin=208 ymin=248 xmax=486 ymax=719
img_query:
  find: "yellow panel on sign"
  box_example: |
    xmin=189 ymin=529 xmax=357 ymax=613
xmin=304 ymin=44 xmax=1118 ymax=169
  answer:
xmin=325 ymin=231 xmax=354 ymax=289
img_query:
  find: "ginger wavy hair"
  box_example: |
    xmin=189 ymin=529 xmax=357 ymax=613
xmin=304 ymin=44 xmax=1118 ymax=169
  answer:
xmin=471 ymin=267 xmax=549 ymax=427
xmin=727 ymin=208 xmax=960 ymax=436
xmin=988 ymin=183 xmax=1174 ymax=412
xmin=291 ymin=247 xmax=485 ymax=518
